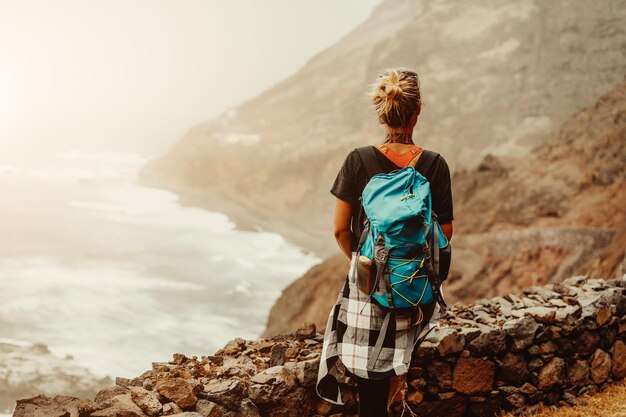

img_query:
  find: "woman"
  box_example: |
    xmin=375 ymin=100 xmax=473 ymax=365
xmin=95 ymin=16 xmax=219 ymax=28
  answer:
xmin=316 ymin=68 xmax=454 ymax=417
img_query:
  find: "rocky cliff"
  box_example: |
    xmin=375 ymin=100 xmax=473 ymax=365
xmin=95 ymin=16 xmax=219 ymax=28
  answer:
xmin=0 ymin=342 xmax=112 ymax=414
xmin=13 ymin=276 xmax=626 ymax=417
xmin=263 ymin=76 xmax=626 ymax=338
xmin=138 ymin=0 xmax=626 ymax=255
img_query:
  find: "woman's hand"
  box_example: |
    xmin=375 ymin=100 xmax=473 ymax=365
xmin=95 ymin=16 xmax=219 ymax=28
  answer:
xmin=440 ymin=222 xmax=453 ymax=242
xmin=333 ymin=198 xmax=353 ymax=259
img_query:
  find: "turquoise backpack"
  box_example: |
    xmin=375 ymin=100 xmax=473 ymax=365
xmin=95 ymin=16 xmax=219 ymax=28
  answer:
xmin=355 ymin=146 xmax=450 ymax=315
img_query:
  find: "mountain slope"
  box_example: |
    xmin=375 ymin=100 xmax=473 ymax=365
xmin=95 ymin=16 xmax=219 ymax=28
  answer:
xmin=139 ymin=0 xmax=626 ymax=256
xmin=263 ymin=76 xmax=626 ymax=337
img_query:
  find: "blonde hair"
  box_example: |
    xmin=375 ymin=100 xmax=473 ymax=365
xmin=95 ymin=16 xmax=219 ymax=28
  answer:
xmin=368 ymin=68 xmax=421 ymax=128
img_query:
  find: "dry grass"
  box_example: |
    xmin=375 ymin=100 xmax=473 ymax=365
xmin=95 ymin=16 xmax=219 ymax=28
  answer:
xmin=502 ymin=379 xmax=626 ymax=417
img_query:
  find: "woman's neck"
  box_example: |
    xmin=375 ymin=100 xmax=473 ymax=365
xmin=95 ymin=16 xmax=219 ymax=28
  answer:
xmin=383 ymin=128 xmax=414 ymax=144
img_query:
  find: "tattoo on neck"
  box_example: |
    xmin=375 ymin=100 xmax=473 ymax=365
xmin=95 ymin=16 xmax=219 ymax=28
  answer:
xmin=384 ymin=131 xmax=413 ymax=144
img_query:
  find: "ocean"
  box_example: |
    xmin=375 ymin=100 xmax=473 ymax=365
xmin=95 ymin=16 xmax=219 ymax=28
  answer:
xmin=0 ymin=150 xmax=319 ymax=413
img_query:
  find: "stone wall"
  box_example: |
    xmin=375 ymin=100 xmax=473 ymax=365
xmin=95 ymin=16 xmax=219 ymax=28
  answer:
xmin=13 ymin=276 xmax=626 ymax=417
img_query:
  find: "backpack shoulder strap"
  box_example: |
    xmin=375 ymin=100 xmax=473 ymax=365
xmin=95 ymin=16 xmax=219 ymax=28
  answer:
xmin=355 ymin=146 xmax=385 ymax=180
xmin=413 ymin=149 xmax=438 ymax=178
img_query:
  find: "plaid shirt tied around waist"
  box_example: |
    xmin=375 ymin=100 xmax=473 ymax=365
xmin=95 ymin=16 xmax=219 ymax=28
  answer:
xmin=315 ymin=266 xmax=441 ymax=405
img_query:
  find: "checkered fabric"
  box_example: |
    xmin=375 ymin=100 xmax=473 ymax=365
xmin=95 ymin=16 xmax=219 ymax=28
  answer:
xmin=315 ymin=272 xmax=440 ymax=405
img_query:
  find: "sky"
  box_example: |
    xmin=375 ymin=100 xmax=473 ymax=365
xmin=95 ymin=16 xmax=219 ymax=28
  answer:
xmin=0 ymin=0 xmax=381 ymax=159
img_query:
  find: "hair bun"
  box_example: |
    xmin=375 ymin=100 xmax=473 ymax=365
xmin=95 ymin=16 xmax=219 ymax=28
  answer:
xmin=368 ymin=68 xmax=421 ymax=128
xmin=383 ymin=82 xmax=403 ymax=100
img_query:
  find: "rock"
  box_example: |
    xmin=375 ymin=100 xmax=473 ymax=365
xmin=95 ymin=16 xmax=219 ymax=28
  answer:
xmin=528 ymin=357 xmax=544 ymax=372
xmin=155 ymin=377 xmax=198 ymax=409
xmin=295 ymin=321 xmax=316 ymax=340
xmin=537 ymin=357 xmax=565 ymax=390
xmin=457 ymin=327 xmax=482 ymax=342
xmin=53 ymin=396 xmax=102 ymax=417
xmin=430 ymin=327 xmax=465 ymax=356
xmin=468 ymin=328 xmax=506 ymax=356
xmin=427 ymin=360 xmax=452 ymax=390
xmin=527 ymin=341 xmax=557 ymax=355
xmin=250 ymin=365 xmax=296 ymax=385
xmin=596 ymin=306 xmax=613 ymax=326
xmin=195 ymin=399 xmax=227 ymax=417
xmin=115 ymin=377 xmax=133 ymax=388
xmin=162 ymin=402 xmax=183 ymax=415
xmin=524 ymin=286 xmax=561 ymax=301
xmin=452 ymin=357 xmax=495 ymax=395
xmin=201 ymin=378 xmax=244 ymax=410
xmin=565 ymin=359 xmax=590 ymax=386
xmin=408 ymin=395 xmax=467 ymax=417
xmin=497 ymin=352 xmax=529 ymax=385
xmin=590 ymin=349 xmax=612 ymax=383
xmin=527 ymin=306 xmax=557 ymax=324
xmin=557 ymin=338 xmax=575 ymax=356
xmin=413 ymin=340 xmax=438 ymax=362
xmin=234 ymin=398 xmax=261 ymax=417
xmin=503 ymin=393 xmax=525 ymax=409
xmin=13 ymin=394 xmax=71 ymax=417
xmin=95 ymin=385 xmax=129 ymax=404
xmin=611 ymin=340 xmax=626 ymax=379
xmin=130 ymin=387 xmax=162 ymax=417
xmin=554 ymin=304 xmax=581 ymax=323
xmin=467 ymin=396 xmax=501 ymax=417
xmin=222 ymin=355 xmax=258 ymax=378
xmin=600 ymin=326 xmax=618 ymax=350
xmin=172 ymin=353 xmax=188 ymax=365
xmin=253 ymin=386 xmax=317 ymax=417
xmin=574 ymin=331 xmax=600 ymax=357
xmin=284 ymin=357 xmax=320 ymax=386
xmin=206 ymin=355 xmax=224 ymax=366
xmin=578 ymin=292 xmax=607 ymax=322
xmin=91 ymin=394 xmax=149 ymax=417
xmin=519 ymin=383 xmax=538 ymax=395
xmin=269 ymin=344 xmax=287 ymax=367
xmin=503 ymin=316 xmax=539 ymax=351
xmin=248 ymin=366 xmax=297 ymax=405
xmin=548 ymin=298 xmax=568 ymax=308
xmin=562 ymin=276 xmax=588 ymax=287
xmin=406 ymin=389 xmax=424 ymax=404
xmin=222 ymin=338 xmax=246 ymax=356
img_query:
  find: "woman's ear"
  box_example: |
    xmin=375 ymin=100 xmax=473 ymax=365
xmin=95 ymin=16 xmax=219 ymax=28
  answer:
xmin=416 ymin=103 xmax=422 ymax=116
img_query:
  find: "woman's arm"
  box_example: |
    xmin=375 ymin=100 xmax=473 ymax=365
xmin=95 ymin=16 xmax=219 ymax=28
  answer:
xmin=440 ymin=222 xmax=453 ymax=242
xmin=333 ymin=198 xmax=353 ymax=259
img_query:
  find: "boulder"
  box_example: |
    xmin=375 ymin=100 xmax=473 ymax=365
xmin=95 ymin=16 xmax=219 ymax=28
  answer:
xmin=611 ymin=340 xmax=626 ymax=379
xmin=503 ymin=316 xmax=539 ymax=351
xmin=429 ymin=327 xmax=465 ymax=356
xmin=91 ymin=394 xmax=149 ymax=417
xmin=95 ymin=385 xmax=129 ymax=405
xmin=468 ymin=328 xmax=506 ymax=356
xmin=537 ymin=357 xmax=565 ymax=390
xmin=565 ymin=359 xmax=590 ymax=386
xmin=12 ymin=394 xmax=71 ymax=417
xmin=155 ymin=377 xmax=198 ymax=409
xmin=201 ymin=378 xmax=244 ymax=410
xmin=427 ymin=360 xmax=452 ymax=390
xmin=130 ymin=387 xmax=162 ymax=416
xmin=573 ymin=331 xmax=600 ymax=357
xmin=590 ymin=349 xmax=612 ymax=384
xmin=162 ymin=402 xmax=183 ymax=415
xmin=452 ymin=357 xmax=495 ymax=395
xmin=248 ymin=366 xmax=297 ymax=405
xmin=497 ymin=352 xmax=529 ymax=385
xmin=284 ymin=357 xmax=320 ymax=386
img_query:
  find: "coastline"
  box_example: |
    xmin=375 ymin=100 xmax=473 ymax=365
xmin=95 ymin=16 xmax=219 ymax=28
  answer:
xmin=135 ymin=166 xmax=333 ymax=258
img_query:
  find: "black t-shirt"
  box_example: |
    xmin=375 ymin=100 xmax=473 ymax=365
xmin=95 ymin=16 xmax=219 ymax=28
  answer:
xmin=330 ymin=147 xmax=454 ymax=250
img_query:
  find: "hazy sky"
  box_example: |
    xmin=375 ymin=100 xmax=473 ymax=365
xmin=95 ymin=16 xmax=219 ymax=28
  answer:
xmin=0 ymin=0 xmax=381 ymax=159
